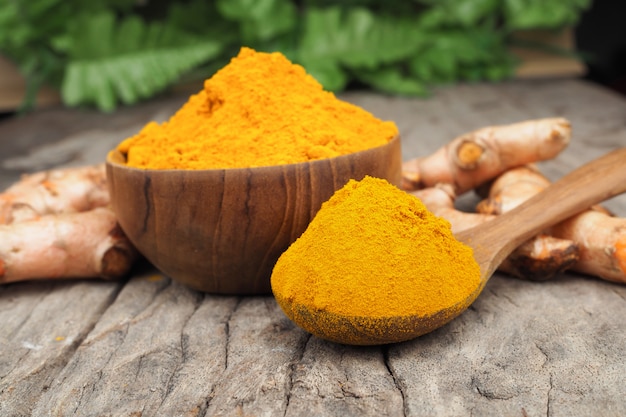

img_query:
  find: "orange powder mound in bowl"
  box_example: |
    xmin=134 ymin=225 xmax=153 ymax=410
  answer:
xmin=117 ymin=47 xmax=398 ymax=170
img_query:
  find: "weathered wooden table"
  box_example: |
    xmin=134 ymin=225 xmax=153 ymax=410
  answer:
xmin=1 ymin=78 xmax=625 ymax=417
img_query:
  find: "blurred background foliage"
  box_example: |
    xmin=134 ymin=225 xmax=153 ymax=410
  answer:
xmin=0 ymin=0 xmax=590 ymax=111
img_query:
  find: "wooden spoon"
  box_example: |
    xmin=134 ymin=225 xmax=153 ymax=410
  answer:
xmin=274 ymin=147 xmax=626 ymax=345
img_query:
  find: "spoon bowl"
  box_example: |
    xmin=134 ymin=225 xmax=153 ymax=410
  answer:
xmin=275 ymin=147 xmax=626 ymax=344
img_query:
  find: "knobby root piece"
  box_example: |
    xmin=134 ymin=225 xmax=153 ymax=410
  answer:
xmin=498 ymin=234 xmax=580 ymax=281
xmin=0 ymin=164 xmax=109 ymax=224
xmin=402 ymin=118 xmax=571 ymax=194
xmin=475 ymin=164 xmax=549 ymax=214
xmin=411 ymin=184 xmax=580 ymax=281
xmin=550 ymin=211 xmax=626 ymax=283
xmin=477 ymin=165 xmax=626 ymax=283
xmin=411 ymin=185 xmax=492 ymax=234
xmin=476 ymin=165 xmax=612 ymax=216
xmin=0 ymin=207 xmax=138 ymax=284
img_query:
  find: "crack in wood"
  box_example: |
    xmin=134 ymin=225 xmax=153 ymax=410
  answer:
xmin=383 ymin=347 xmax=407 ymax=417
xmin=223 ymin=298 xmax=242 ymax=371
xmin=547 ymin=374 xmax=554 ymax=417
xmin=154 ymin=292 xmax=204 ymax=415
xmin=282 ymin=333 xmax=311 ymax=417
xmin=534 ymin=342 xmax=550 ymax=368
xmin=201 ymin=297 xmax=241 ymax=416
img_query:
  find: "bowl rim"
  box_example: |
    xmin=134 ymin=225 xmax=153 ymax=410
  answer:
xmin=106 ymin=134 xmax=401 ymax=174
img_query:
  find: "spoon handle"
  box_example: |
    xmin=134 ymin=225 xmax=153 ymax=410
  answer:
xmin=458 ymin=147 xmax=626 ymax=278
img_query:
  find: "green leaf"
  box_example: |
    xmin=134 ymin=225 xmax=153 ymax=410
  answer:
xmin=301 ymin=60 xmax=348 ymax=92
xmin=303 ymin=7 xmax=425 ymax=67
xmin=410 ymin=47 xmax=458 ymax=83
xmin=167 ymin=0 xmax=236 ymax=40
xmin=417 ymin=0 xmax=499 ymax=28
xmin=354 ymin=66 xmax=428 ymax=96
xmin=216 ymin=0 xmax=296 ymax=43
xmin=408 ymin=28 xmax=514 ymax=85
xmin=60 ymin=12 xmax=224 ymax=111
xmin=296 ymin=5 xmax=425 ymax=86
xmin=503 ymin=0 xmax=592 ymax=30
xmin=115 ymin=15 xmax=144 ymax=54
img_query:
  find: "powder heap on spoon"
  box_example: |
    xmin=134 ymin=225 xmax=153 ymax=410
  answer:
xmin=271 ymin=175 xmax=481 ymax=345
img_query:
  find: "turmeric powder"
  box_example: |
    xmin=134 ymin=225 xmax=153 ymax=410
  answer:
xmin=271 ymin=176 xmax=481 ymax=344
xmin=117 ymin=47 xmax=398 ymax=169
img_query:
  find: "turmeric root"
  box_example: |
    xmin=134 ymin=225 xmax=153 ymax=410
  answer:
xmin=476 ymin=164 xmax=550 ymax=214
xmin=411 ymin=185 xmax=492 ymax=233
xmin=0 ymin=207 xmax=137 ymax=284
xmin=0 ymin=164 xmax=138 ymax=284
xmin=402 ymin=118 xmax=571 ymax=194
xmin=477 ymin=165 xmax=626 ymax=283
xmin=550 ymin=211 xmax=626 ymax=283
xmin=0 ymin=164 xmax=109 ymax=224
xmin=498 ymin=235 xmax=580 ymax=281
xmin=411 ymin=185 xmax=580 ymax=280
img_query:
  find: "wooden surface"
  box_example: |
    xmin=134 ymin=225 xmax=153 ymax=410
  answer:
xmin=1 ymin=79 xmax=625 ymax=416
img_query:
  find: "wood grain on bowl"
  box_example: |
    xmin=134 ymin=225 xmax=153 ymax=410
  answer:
xmin=106 ymin=135 xmax=402 ymax=294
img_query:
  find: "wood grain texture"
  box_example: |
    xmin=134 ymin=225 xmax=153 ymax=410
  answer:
xmin=0 ymin=79 xmax=625 ymax=416
xmin=106 ymin=135 xmax=402 ymax=294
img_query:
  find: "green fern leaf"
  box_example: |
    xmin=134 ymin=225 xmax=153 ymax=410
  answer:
xmin=60 ymin=12 xmax=223 ymax=111
xmin=298 ymin=7 xmax=424 ymax=70
xmin=408 ymin=28 xmax=514 ymax=85
xmin=503 ymin=0 xmax=591 ymax=30
xmin=354 ymin=66 xmax=428 ymax=96
xmin=417 ymin=0 xmax=499 ymax=29
xmin=295 ymin=6 xmax=426 ymax=91
xmin=216 ymin=0 xmax=296 ymax=43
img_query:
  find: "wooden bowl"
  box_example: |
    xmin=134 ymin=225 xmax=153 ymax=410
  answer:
xmin=106 ymin=135 xmax=402 ymax=294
